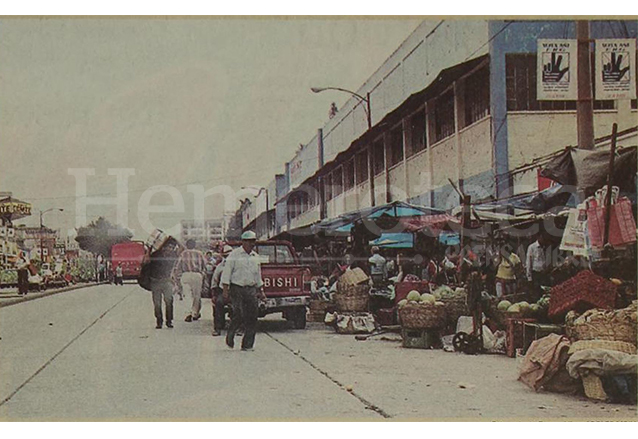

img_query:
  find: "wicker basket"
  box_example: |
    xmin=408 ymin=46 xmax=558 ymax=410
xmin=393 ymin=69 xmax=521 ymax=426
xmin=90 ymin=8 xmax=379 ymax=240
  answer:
xmin=566 ymin=303 xmax=637 ymax=345
xmin=334 ymin=284 xmax=370 ymax=312
xmin=569 ymin=339 xmax=637 ymax=355
xmin=399 ymin=304 xmax=446 ymax=329
xmin=441 ymin=295 xmax=470 ymax=327
xmin=581 ymin=373 xmax=607 ymax=401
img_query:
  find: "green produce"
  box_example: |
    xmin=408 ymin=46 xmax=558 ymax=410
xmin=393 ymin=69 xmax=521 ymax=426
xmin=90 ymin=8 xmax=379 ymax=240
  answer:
xmin=518 ymin=301 xmax=531 ymax=314
xmin=530 ymin=304 xmax=541 ymax=314
xmin=406 ymin=290 xmax=421 ymax=301
xmin=435 ymin=301 xmax=445 ymax=306
xmin=420 ymin=293 xmax=436 ymax=304
xmin=398 ymin=299 xmax=408 ymax=308
xmin=507 ymin=304 xmax=521 ymax=313
xmin=497 ymin=300 xmax=512 ymax=311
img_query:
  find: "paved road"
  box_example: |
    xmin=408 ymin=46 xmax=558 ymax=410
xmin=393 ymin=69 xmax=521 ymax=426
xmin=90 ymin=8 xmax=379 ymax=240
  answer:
xmin=0 ymin=283 xmax=635 ymax=421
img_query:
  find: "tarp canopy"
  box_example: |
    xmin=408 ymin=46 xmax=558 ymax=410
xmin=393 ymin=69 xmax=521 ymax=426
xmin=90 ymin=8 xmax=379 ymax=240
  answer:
xmin=369 ymin=233 xmax=414 ymax=249
xmin=312 ymin=201 xmax=446 ymax=236
xmin=540 ymin=146 xmax=637 ymax=197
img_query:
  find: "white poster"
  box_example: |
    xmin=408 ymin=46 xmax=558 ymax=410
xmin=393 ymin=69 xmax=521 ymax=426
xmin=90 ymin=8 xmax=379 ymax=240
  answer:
xmin=537 ymin=39 xmax=578 ymax=100
xmin=595 ymin=39 xmax=636 ymax=100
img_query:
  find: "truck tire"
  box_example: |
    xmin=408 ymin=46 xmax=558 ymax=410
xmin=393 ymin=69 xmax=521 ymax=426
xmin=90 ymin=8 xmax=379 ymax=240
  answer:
xmin=290 ymin=307 xmax=307 ymax=330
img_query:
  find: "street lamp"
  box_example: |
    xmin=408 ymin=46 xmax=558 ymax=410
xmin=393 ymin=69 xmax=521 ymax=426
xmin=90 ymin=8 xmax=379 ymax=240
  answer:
xmin=40 ymin=208 xmax=63 ymax=265
xmin=241 ymin=186 xmax=270 ymax=239
xmin=311 ymin=86 xmax=372 ymax=129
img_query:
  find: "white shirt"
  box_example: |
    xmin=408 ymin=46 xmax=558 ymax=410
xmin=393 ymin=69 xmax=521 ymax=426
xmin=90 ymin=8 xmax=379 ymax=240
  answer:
xmin=368 ymin=253 xmax=387 ymax=277
xmin=526 ymin=241 xmax=548 ymax=280
xmin=220 ymin=247 xmax=263 ymax=288
xmin=211 ymin=259 xmax=225 ymax=289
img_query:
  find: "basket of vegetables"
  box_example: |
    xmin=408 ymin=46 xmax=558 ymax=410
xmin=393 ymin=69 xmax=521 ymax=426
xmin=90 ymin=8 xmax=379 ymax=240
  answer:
xmin=398 ymin=291 xmax=447 ymax=329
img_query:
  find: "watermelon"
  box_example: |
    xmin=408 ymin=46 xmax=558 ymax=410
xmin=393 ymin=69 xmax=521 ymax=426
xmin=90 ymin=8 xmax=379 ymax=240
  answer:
xmin=507 ymin=304 xmax=521 ymax=313
xmin=398 ymin=299 xmax=408 ymax=308
xmin=420 ymin=293 xmax=436 ymax=304
xmin=406 ymin=290 xmax=421 ymax=302
xmin=497 ymin=300 xmax=512 ymax=311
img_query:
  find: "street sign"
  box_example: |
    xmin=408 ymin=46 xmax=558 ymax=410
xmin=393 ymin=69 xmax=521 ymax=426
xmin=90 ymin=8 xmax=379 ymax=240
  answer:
xmin=595 ymin=39 xmax=636 ymax=100
xmin=537 ymin=39 xmax=578 ymax=100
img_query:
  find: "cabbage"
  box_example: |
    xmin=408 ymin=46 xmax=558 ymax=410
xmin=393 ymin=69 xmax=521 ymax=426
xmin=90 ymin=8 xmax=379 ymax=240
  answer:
xmin=530 ymin=304 xmax=541 ymax=314
xmin=398 ymin=299 xmax=408 ymax=308
xmin=517 ymin=301 xmax=531 ymax=314
xmin=406 ymin=290 xmax=421 ymax=301
xmin=434 ymin=285 xmax=454 ymax=298
xmin=420 ymin=293 xmax=436 ymax=304
xmin=507 ymin=304 xmax=521 ymax=313
xmin=497 ymin=300 xmax=512 ymax=311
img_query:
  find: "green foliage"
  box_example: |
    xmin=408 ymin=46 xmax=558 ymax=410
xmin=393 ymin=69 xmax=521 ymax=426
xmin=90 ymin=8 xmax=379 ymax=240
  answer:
xmin=74 ymin=217 xmax=132 ymax=257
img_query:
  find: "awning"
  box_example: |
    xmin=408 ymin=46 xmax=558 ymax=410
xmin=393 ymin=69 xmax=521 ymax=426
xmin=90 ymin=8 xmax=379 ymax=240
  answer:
xmin=0 ymin=197 xmax=33 ymax=222
xmin=369 ymin=233 xmax=414 ymax=249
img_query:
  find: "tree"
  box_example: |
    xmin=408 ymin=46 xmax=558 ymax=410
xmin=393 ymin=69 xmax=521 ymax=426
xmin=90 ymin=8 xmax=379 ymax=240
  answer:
xmin=74 ymin=217 xmax=132 ymax=257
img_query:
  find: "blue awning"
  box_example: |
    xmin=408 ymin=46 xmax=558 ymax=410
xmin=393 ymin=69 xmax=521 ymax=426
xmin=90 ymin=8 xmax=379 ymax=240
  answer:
xmin=369 ymin=233 xmax=414 ymax=249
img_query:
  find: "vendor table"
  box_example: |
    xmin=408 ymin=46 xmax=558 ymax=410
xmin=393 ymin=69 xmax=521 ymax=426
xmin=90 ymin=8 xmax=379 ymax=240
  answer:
xmin=522 ymin=322 xmax=565 ymax=355
xmin=506 ymin=318 xmax=536 ymax=358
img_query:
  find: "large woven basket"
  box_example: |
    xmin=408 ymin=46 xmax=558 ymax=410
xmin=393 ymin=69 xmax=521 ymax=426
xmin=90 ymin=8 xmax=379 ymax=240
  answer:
xmin=566 ymin=302 xmax=637 ymax=345
xmin=335 ymin=284 xmax=370 ymax=312
xmin=581 ymin=373 xmax=607 ymax=401
xmin=568 ymin=339 xmax=637 ymax=355
xmin=440 ymin=294 xmax=470 ymax=327
xmin=399 ymin=304 xmax=446 ymax=329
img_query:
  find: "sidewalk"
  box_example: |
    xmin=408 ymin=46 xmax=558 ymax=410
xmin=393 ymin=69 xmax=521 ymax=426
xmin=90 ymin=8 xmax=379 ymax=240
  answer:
xmin=0 ymin=282 xmax=103 ymax=308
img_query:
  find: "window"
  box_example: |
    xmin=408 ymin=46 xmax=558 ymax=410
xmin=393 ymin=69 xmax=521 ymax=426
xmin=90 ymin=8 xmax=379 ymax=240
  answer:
xmin=255 ymin=245 xmax=275 ymax=264
xmin=464 ymin=66 xmax=490 ymax=126
xmin=275 ymin=245 xmax=294 ymax=264
xmin=506 ymin=54 xmax=614 ymax=111
xmin=356 ymin=149 xmax=369 ymax=184
xmin=324 ymin=173 xmax=333 ymax=201
xmin=332 ymin=167 xmax=343 ymax=197
xmin=407 ymin=110 xmax=426 ymax=157
xmin=344 ymin=159 xmax=355 ymax=191
xmin=434 ymin=90 xmax=455 ymax=142
xmin=388 ymin=125 xmax=404 ymax=167
xmin=373 ymin=138 xmax=385 ymax=175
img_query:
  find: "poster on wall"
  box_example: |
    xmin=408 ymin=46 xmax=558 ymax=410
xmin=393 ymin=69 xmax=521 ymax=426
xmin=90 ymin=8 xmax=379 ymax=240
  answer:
xmin=595 ymin=39 xmax=636 ymax=100
xmin=537 ymin=39 xmax=578 ymax=100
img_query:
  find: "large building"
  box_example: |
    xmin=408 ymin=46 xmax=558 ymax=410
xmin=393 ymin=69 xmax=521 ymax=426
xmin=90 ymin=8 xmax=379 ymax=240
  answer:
xmin=180 ymin=218 xmax=225 ymax=247
xmin=238 ymin=19 xmax=638 ymax=242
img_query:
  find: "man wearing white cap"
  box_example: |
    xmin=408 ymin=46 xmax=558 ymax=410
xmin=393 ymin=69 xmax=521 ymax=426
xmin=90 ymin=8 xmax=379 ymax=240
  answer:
xmin=221 ymin=231 xmax=266 ymax=350
xmin=210 ymin=244 xmax=233 ymax=336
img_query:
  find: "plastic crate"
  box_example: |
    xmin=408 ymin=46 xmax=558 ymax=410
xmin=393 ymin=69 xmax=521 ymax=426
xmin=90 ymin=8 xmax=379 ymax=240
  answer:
xmin=548 ymin=270 xmax=617 ymax=318
xmin=402 ymin=328 xmax=439 ymax=349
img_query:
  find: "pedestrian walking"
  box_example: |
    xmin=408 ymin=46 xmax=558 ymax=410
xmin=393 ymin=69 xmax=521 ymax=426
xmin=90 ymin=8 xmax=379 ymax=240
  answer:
xmin=211 ymin=245 xmax=233 ymax=336
xmin=114 ymin=263 xmax=124 ymax=286
xmin=221 ymin=231 xmax=266 ymax=351
xmin=172 ymin=239 xmax=207 ymax=322
xmin=368 ymin=246 xmax=388 ymax=287
xmin=147 ymin=233 xmax=182 ymax=329
xmin=17 ymin=252 xmax=30 ymax=296
xmin=526 ymin=233 xmax=551 ymax=302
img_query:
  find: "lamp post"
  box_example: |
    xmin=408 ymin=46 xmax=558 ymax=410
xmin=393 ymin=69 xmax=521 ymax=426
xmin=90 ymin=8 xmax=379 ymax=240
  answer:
xmin=311 ymin=86 xmax=374 ymax=206
xmin=39 ymin=208 xmax=63 ymax=265
xmin=311 ymin=86 xmax=372 ymax=129
xmin=241 ymin=186 xmax=269 ymax=239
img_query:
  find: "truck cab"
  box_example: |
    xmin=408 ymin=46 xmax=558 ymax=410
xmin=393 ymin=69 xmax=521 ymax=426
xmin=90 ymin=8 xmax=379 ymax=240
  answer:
xmin=226 ymin=240 xmax=311 ymax=329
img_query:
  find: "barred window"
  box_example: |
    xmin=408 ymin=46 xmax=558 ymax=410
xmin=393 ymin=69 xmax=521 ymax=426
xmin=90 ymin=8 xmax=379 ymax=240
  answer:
xmin=434 ymin=90 xmax=455 ymax=143
xmin=388 ymin=125 xmax=404 ymax=167
xmin=464 ymin=66 xmax=490 ymax=126
xmin=356 ymin=149 xmax=369 ymax=184
xmin=324 ymin=173 xmax=333 ymax=201
xmin=407 ymin=109 xmax=426 ymax=157
xmin=344 ymin=159 xmax=355 ymax=191
xmin=373 ymin=138 xmax=385 ymax=175
xmin=332 ymin=167 xmax=343 ymax=197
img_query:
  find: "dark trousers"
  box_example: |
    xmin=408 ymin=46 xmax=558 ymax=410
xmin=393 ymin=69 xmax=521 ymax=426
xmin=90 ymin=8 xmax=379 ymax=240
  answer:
xmin=212 ymin=287 xmax=226 ymax=331
xmin=114 ymin=276 xmax=123 ymax=285
xmin=151 ymin=278 xmax=174 ymax=325
xmin=226 ymin=284 xmax=258 ymax=349
xmin=17 ymin=268 xmax=29 ymax=295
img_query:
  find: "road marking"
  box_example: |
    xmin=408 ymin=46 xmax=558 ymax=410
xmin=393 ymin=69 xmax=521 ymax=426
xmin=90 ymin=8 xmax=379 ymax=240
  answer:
xmin=0 ymin=292 xmax=131 ymax=408
xmin=265 ymin=332 xmax=392 ymax=419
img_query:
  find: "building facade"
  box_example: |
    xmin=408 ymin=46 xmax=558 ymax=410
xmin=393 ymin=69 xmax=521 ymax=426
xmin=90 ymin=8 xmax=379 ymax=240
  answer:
xmin=240 ymin=19 xmax=638 ymax=242
xmin=180 ymin=218 xmax=225 ymax=247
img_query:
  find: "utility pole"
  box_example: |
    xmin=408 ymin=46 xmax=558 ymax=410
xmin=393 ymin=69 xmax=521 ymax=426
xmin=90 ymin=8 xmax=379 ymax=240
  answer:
xmin=576 ymin=20 xmax=595 ymax=150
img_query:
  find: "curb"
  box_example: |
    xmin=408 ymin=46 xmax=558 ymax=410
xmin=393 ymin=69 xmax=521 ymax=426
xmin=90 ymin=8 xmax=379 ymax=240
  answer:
xmin=0 ymin=283 xmax=105 ymax=308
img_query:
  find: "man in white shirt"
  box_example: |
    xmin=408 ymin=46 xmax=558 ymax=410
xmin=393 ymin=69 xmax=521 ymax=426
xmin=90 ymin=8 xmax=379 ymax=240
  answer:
xmin=221 ymin=231 xmax=266 ymax=350
xmin=211 ymin=245 xmax=233 ymax=336
xmin=368 ymin=246 xmax=387 ymax=287
xmin=526 ymin=233 xmax=550 ymax=301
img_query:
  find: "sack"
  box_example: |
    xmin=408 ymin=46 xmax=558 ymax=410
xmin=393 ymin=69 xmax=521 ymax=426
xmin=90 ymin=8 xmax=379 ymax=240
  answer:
xmin=138 ymin=261 xmax=153 ymax=291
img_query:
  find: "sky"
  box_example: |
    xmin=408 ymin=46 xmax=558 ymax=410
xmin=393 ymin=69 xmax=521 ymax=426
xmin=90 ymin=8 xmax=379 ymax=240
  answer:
xmin=0 ymin=17 xmax=422 ymax=239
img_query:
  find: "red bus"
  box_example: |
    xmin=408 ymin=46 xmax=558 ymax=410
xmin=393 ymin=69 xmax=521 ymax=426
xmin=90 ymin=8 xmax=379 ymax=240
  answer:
xmin=110 ymin=241 xmax=146 ymax=280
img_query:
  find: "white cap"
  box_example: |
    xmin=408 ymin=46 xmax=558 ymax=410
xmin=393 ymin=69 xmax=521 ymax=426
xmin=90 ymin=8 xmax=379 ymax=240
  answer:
xmin=222 ymin=245 xmax=233 ymax=254
xmin=241 ymin=231 xmax=257 ymax=240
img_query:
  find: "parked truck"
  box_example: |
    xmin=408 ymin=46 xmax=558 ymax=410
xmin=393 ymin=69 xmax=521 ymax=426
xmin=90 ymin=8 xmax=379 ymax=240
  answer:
xmin=224 ymin=240 xmax=312 ymax=329
xmin=110 ymin=241 xmax=146 ymax=280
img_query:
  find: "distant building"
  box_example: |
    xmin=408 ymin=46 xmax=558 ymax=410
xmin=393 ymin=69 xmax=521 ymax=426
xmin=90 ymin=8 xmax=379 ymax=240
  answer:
xmin=180 ymin=218 xmax=225 ymax=248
